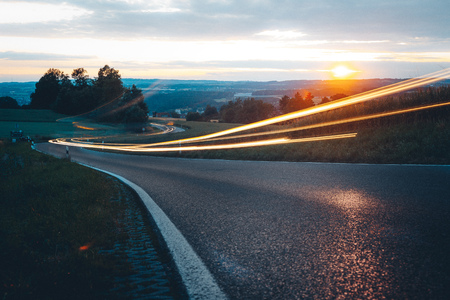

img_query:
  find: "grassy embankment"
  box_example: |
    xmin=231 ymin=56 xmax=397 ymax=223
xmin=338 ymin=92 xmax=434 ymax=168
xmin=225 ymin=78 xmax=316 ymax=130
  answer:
xmin=0 ymin=141 xmax=184 ymax=299
xmin=1 ymin=141 xmax=126 ymax=298
xmin=0 ymin=110 xmax=181 ymax=298
xmin=157 ymin=86 xmax=450 ymax=164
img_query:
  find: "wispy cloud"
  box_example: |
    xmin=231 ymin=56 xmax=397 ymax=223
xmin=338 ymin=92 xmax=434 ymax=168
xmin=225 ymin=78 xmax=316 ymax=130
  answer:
xmin=256 ymin=30 xmax=307 ymax=40
xmin=0 ymin=51 xmax=96 ymax=61
xmin=0 ymin=2 xmax=92 ymax=24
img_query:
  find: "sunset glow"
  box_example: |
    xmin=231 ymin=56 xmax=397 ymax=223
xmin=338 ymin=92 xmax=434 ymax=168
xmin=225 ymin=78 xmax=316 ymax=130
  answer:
xmin=0 ymin=1 xmax=449 ymax=81
xmin=331 ymin=65 xmax=359 ymax=79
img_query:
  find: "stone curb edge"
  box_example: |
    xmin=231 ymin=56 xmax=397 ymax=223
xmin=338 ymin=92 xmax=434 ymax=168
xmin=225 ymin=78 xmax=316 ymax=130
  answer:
xmin=77 ymin=163 xmax=227 ymax=300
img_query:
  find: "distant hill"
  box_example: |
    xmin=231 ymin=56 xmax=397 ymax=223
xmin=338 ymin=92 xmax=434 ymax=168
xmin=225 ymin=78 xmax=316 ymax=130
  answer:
xmin=3 ymin=78 xmax=450 ymax=111
xmin=0 ymin=82 xmax=36 ymax=106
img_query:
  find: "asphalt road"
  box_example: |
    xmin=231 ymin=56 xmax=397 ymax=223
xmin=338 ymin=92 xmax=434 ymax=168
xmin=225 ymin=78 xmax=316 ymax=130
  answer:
xmin=37 ymin=143 xmax=450 ymax=299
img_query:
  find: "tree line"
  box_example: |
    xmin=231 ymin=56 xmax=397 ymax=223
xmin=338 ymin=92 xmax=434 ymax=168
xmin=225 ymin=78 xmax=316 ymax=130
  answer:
xmin=28 ymin=66 xmax=149 ymax=123
xmin=186 ymin=91 xmax=326 ymax=124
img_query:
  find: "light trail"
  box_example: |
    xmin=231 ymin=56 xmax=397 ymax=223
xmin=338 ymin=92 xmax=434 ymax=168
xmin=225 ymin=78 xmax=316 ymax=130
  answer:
xmin=50 ymin=133 xmax=358 ymax=152
xmin=72 ymin=122 xmax=96 ymax=130
xmin=142 ymin=68 xmax=450 ymax=147
xmin=67 ymin=123 xmax=171 ymax=146
xmin=50 ymin=68 xmax=450 ymax=153
xmin=155 ymin=101 xmax=450 ymax=145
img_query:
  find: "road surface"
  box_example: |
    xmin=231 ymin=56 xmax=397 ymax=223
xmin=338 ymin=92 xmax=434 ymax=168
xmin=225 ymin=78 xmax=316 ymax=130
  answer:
xmin=37 ymin=143 xmax=450 ymax=299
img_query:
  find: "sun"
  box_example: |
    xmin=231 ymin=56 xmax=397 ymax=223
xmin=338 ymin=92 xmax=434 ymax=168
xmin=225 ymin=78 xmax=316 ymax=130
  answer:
xmin=330 ymin=65 xmax=359 ymax=79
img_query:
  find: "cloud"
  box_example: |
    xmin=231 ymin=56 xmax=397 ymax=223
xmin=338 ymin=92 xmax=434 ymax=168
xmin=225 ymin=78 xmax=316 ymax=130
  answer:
xmin=256 ymin=30 xmax=307 ymax=40
xmin=0 ymin=51 xmax=96 ymax=61
xmin=1 ymin=0 xmax=449 ymax=41
xmin=0 ymin=2 xmax=92 ymax=24
xmin=0 ymin=0 xmax=449 ymax=81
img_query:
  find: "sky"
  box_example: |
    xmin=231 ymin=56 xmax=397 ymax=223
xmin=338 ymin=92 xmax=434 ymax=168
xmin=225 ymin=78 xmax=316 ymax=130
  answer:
xmin=1 ymin=0 xmax=450 ymax=82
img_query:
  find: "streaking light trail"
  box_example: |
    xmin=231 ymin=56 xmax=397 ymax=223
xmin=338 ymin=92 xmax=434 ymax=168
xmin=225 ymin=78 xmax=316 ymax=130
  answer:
xmin=51 ymin=133 xmax=358 ymax=152
xmin=50 ymin=68 xmax=450 ymax=152
xmin=174 ymin=101 xmax=450 ymax=145
xmin=137 ymin=68 xmax=450 ymax=148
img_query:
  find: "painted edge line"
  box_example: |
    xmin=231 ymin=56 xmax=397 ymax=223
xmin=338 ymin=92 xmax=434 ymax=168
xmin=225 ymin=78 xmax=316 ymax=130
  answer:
xmin=78 ymin=163 xmax=227 ymax=300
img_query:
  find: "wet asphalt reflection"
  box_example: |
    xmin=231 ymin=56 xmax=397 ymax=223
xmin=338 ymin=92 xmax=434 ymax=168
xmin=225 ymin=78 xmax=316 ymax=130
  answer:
xmin=38 ymin=143 xmax=450 ymax=299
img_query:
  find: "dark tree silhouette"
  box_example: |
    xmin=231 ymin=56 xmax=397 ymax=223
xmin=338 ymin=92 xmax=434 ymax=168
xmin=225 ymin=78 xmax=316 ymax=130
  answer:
xmin=72 ymin=68 xmax=91 ymax=88
xmin=30 ymin=68 xmax=69 ymax=109
xmin=202 ymin=105 xmax=219 ymax=120
xmin=186 ymin=111 xmax=202 ymax=121
xmin=31 ymin=66 xmax=149 ymax=124
xmin=220 ymin=98 xmax=274 ymax=124
xmin=95 ymin=65 xmax=123 ymax=107
xmin=0 ymin=96 xmax=20 ymax=109
xmin=100 ymin=84 xmax=149 ymax=123
xmin=319 ymin=96 xmax=331 ymax=105
xmin=330 ymin=93 xmax=348 ymax=101
xmin=279 ymin=92 xmax=315 ymax=114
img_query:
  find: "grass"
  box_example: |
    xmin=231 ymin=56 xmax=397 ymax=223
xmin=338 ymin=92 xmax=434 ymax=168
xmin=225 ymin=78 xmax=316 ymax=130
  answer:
xmin=0 ymin=109 xmax=66 ymax=122
xmin=0 ymin=141 xmax=124 ymax=298
xmin=137 ymin=118 xmax=450 ymax=165
xmin=0 ymin=109 xmax=138 ymax=141
xmin=0 ymin=141 xmax=182 ymax=299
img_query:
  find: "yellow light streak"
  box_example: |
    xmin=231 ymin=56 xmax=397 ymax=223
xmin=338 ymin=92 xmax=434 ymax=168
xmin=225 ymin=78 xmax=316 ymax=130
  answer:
xmin=50 ymin=69 xmax=450 ymax=153
xmin=139 ymin=69 xmax=450 ymax=148
xmin=164 ymin=101 xmax=450 ymax=145
xmin=50 ymin=133 xmax=357 ymax=152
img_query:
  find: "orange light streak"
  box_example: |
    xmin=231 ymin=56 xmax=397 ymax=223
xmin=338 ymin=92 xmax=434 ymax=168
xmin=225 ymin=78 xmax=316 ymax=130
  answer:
xmin=79 ymin=243 xmax=92 ymax=251
xmin=72 ymin=122 xmax=96 ymax=130
xmin=171 ymin=101 xmax=450 ymax=144
xmin=51 ymin=133 xmax=357 ymax=152
xmin=50 ymin=69 xmax=450 ymax=153
xmin=142 ymin=68 xmax=450 ymax=147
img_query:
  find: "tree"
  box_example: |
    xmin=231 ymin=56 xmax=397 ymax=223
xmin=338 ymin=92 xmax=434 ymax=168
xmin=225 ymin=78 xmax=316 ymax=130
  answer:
xmin=278 ymin=92 xmax=315 ymax=114
xmin=170 ymin=111 xmax=180 ymax=118
xmin=279 ymin=95 xmax=290 ymax=113
xmin=30 ymin=66 xmax=149 ymax=123
xmin=304 ymin=92 xmax=315 ymax=107
xmin=30 ymin=68 xmax=69 ymax=109
xmin=202 ymin=105 xmax=219 ymax=120
xmin=219 ymin=98 xmax=274 ymax=124
xmin=319 ymin=97 xmax=330 ymax=105
xmin=220 ymin=99 xmax=243 ymax=123
xmin=72 ymin=68 xmax=91 ymax=88
xmin=240 ymin=98 xmax=273 ymax=123
xmin=0 ymin=96 xmax=20 ymax=109
xmin=186 ymin=111 xmax=202 ymax=121
xmin=53 ymin=68 xmax=97 ymax=115
xmin=95 ymin=65 xmax=123 ymax=106
xmin=331 ymin=93 xmax=348 ymax=101
xmin=101 ymin=84 xmax=149 ymax=123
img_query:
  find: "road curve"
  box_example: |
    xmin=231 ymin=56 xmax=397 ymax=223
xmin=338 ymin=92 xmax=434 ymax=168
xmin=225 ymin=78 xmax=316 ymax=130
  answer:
xmin=36 ymin=143 xmax=450 ymax=299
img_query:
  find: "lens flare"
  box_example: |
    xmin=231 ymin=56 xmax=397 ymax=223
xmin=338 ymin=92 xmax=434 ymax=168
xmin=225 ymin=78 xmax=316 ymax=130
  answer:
xmin=331 ymin=65 xmax=358 ymax=79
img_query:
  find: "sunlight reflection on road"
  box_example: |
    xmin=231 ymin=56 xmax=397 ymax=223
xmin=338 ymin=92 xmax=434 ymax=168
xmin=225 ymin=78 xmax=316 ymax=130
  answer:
xmin=307 ymin=188 xmax=395 ymax=298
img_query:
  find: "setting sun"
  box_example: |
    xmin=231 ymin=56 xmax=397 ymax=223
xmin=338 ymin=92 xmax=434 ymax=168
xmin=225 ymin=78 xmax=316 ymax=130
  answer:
xmin=331 ymin=65 xmax=359 ymax=79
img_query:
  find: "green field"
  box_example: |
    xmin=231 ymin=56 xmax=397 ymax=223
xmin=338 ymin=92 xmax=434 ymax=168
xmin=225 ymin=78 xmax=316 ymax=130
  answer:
xmin=0 ymin=109 xmax=133 ymax=141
